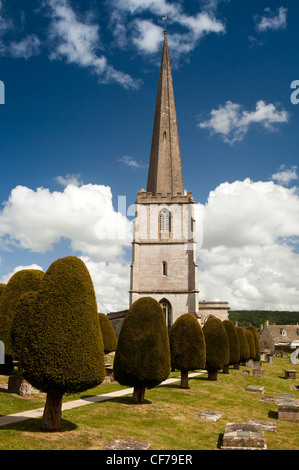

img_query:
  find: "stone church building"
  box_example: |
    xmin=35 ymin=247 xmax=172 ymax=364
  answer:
xmin=108 ymin=30 xmax=229 ymax=336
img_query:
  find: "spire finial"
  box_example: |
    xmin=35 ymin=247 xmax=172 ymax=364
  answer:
xmin=162 ymin=16 xmax=167 ymax=32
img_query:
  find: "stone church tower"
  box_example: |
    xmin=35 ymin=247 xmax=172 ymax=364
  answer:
xmin=129 ymin=30 xmax=199 ymax=327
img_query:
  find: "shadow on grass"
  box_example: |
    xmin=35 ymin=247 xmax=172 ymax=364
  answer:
xmin=268 ymin=410 xmax=278 ymax=420
xmin=106 ymin=396 xmax=152 ymax=406
xmin=0 ymin=417 xmax=77 ymax=433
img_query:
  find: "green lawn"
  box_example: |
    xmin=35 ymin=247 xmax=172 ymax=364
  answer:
xmin=0 ymin=357 xmax=298 ymax=450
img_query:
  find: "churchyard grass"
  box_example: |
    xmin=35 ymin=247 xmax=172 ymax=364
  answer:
xmin=0 ymin=357 xmax=298 ymax=450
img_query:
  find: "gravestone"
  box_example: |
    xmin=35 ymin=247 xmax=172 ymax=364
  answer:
xmin=266 ymin=355 xmax=275 ymax=364
xmin=103 ymin=439 xmax=151 ymax=450
xmin=290 ymin=348 xmax=299 ymax=365
xmin=249 ymin=419 xmax=277 ymax=433
xmin=245 ymin=385 xmax=265 ymax=394
xmin=195 ymin=410 xmax=222 ymax=421
xmin=259 ymin=395 xmax=278 ymax=404
xmin=277 ymin=393 xmax=295 ymax=401
xmin=8 ymin=375 xmax=31 ymax=397
xmin=242 ymin=369 xmax=250 ymax=376
xmin=284 ymin=369 xmax=297 ymax=380
xmin=221 ymin=423 xmax=267 ymax=450
xmin=277 ymin=399 xmax=299 ymax=422
xmin=253 ymin=368 xmax=264 ymax=377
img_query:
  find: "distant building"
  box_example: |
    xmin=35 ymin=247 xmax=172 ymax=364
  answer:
xmin=259 ymin=321 xmax=299 ymax=355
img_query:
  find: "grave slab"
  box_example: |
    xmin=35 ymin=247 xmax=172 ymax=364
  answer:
xmin=249 ymin=419 xmax=277 ymax=432
xmin=195 ymin=410 xmax=223 ymax=421
xmin=103 ymin=439 xmax=151 ymax=450
xmin=245 ymin=385 xmax=265 ymax=394
xmin=221 ymin=423 xmax=267 ymax=450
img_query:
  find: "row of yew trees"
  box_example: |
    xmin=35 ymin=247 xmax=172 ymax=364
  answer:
xmin=0 ymin=256 xmax=260 ymax=432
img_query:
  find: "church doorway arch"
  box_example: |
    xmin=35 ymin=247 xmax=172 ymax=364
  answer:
xmin=160 ymin=299 xmax=172 ymax=330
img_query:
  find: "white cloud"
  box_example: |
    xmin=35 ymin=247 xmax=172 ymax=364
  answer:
xmin=198 ymin=100 xmax=289 ymax=144
xmin=119 ymin=156 xmax=147 ymax=169
xmin=110 ymin=0 xmax=226 ymax=58
xmin=0 ymin=184 xmax=132 ymax=261
xmin=255 ymin=7 xmax=287 ymax=33
xmin=46 ymin=0 xmax=140 ymax=89
xmin=55 ymin=173 xmax=83 ymax=187
xmin=271 ymin=165 xmax=298 ymax=186
xmin=80 ymin=256 xmax=130 ymax=313
xmin=8 ymin=34 xmax=41 ymax=59
xmin=196 ymin=178 xmax=299 ymax=310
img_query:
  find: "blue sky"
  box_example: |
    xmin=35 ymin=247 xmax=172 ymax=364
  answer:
xmin=0 ymin=0 xmax=298 ymax=313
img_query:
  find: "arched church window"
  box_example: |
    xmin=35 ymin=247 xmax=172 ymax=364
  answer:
xmin=160 ymin=208 xmax=171 ymax=233
xmin=160 ymin=299 xmax=172 ymax=330
xmin=163 ymin=131 xmax=167 ymax=142
xmin=162 ymin=261 xmax=167 ymax=276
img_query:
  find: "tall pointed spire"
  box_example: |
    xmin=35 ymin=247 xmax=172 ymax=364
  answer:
xmin=146 ymin=30 xmax=184 ymax=197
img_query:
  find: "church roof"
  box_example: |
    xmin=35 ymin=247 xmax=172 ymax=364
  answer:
xmin=146 ymin=30 xmax=184 ymax=197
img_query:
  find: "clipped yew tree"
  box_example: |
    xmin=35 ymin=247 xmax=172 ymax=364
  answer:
xmin=223 ymin=320 xmax=240 ymax=372
xmin=21 ymin=256 xmax=106 ymax=432
xmin=0 ymin=269 xmax=44 ymax=374
xmin=236 ymin=326 xmax=250 ymax=365
xmin=113 ymin=297 xmax=170 ymax=404
xmin=245 ymin=328 xmax=256 ymax=361
xmin=203 ymin=317 xmax=229 ymax=381
xmin=98 ymin=313 xmax=117 ymax=354
xmin=169 ymin=313 xmax=206 ymax=389
xmin=0 ymin=283 xmax=5 ymax=297
xmin=246 ymin=325 xmax=260 ymax=361
xmin=11 ymin=291 xmax=38 ymax=360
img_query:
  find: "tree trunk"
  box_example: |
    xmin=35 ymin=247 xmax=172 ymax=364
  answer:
xmin=223 ymin=365 xmax=229 ymax=374
xmin=233 ymin=363 xmax=239 ymax=370
xmin=208 ymin=369 xmax=218 ymax=381
xmin=132 ymin=387 xmax=146 ymax=404
xmin=180 ymin=370 xmax=190 ymax=389
xmin=41 ymin=392 xmax=63 ymax=432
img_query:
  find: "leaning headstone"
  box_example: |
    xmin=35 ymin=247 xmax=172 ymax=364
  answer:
xmin=103 ymin=439 xmax=151 ymax=450
xmin=277 ymin=399 xmax=299 ymax=423
xmin=247 ymin=359 xmax=255 ymax=368
xmin=249 ymin=419 xmax=277 ymax=433
xmin=245 ymin=385 xmax=265 ymax=394
xmin=221 ymin=423 xmax=267 ymax=450
xmin=195 ymin=410 xmax=223 ymax=421
xmin=8 ymin=375 xmax=31 ymax=397
xmin=253 ymin=368 xmax=264 ymax=377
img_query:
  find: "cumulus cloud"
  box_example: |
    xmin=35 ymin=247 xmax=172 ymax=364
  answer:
xmin=196 ymin=178 xmax=299 ymax=310
xmin=255 ymin=7 xmax=287 ymax=33
xmin=55 ymin=173 xmax=83 ymax=187
xmin=0 ymin=264 xmax=44 ymax=284
xmin=0 ymin=183 xmax=132 ymax=261
xmin=198 ymin=100 xmax=289 ymax=144
xmin=271 ymin=165 xmax=298 ymax=186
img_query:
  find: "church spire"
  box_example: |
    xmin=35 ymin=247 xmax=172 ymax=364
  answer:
xmin=146 ymin=30 xmax=184 ymax=197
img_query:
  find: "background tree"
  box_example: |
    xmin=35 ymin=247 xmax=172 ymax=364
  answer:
xmin=0 ymin=283 xmax=5 ymax=298
xmin=11 ymin=291 xmax=38 ymax=360
xmin=236 ymin=326 xmax=250 ymax=365
xmin=169 ymin=313 xmax=206 ymax=389
xmin=0 ymin=270 xmax=44 ymax=374
xmin=20 ymin=256 xmax=106 ymax=432
xmin=98 ymin=313 xmax=117 ymax=354
xmin=113 ymin=297 xmax=170 ymax=403
xmin=223 ymin=320 xmax=240 ymax=372
xmin=244 ymin=329 xmax=256 ymax=361
xmin=246 ymin=325 xmax=260 ymax=361
xmin=203 ymin=317 xmax=229 ymax=381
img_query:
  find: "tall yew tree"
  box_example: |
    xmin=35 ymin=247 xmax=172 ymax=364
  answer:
xmin=113 ymin=297 xmax=170 ymax=403
xmin=203 ymin=317 xmax=229 ymax=381
xmin=169 ymin=313 xmax=206 ymax=388
xmin=20 ymin=257 xmax=106 ymax=432
xmin=223 ymin=320 xmax=240 ymax=372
